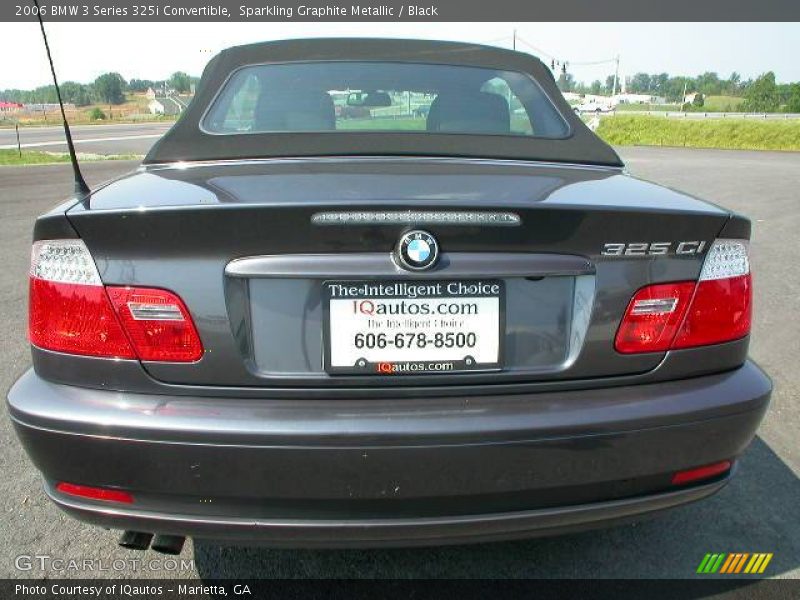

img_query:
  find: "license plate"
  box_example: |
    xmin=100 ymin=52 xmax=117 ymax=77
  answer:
xmin=323 ymin=280 xmax=504 ymax=375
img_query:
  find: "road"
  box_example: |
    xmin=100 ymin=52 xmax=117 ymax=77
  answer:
xmin=0 ymin=148 xmax=798 ymax=579
xmin=0 ymin=122 xmax=173 ymax=155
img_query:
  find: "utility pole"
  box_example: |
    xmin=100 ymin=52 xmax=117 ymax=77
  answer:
xmin=680 ymin=81 xmax=688 ymax=112
xmin=611 ymin=54 xmax=620 ymax=98
xmin=512 ymin=28 xmax=516 ymax=50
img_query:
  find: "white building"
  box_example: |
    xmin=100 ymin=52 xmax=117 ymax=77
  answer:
xmin=614 ymin=93 xmax=667 ymax=105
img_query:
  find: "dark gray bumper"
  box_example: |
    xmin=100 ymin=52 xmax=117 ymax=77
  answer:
xmin=7 ymin=361 xmax=771 ymax=547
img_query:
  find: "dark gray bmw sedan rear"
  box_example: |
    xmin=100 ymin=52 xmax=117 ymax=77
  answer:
xmin=7 ymin=39 xmax=771 ymax=549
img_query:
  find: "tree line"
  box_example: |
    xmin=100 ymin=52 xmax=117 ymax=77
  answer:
xmin=0 ymin=71 xmax=197 ymax=106
xmin=558 ymin=71 xmax=800 ymax=112
xmin=4 ymin=68 xmax=799 ymax=114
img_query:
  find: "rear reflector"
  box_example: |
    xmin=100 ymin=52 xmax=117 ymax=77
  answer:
xmin=615 ymin=239 xmax=752 ymax=353
xmin=55 ymin=482 xmax=134 ymax=504
xmin=29 ymin=239 xmax=202 ymax=362
xmin=671 ymin=461 xmax=732 ymax=486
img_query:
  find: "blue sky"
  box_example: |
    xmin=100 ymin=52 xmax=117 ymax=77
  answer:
xmin=2 ymin=21 xmax=799 ymax=89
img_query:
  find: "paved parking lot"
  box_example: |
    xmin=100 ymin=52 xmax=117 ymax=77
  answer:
xmin=0 ymin=147 xmax=798 ymax=579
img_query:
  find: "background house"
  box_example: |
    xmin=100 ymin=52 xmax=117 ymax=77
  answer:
xmin=147 ymin=87 xmax=193 ymax=116
xmin=0 ymin=101 xmax=24 ymax=112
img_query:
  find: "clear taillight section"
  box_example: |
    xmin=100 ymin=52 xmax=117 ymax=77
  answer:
xmin=30 ymin=239 xmax=102 ymax=285
xmin=615 ymin=239 xmax=752 ymax=354
xmin=29 ymin=239 xmax=202 ymax=362
xmin=698 ymin=240 xmax=749 ymax=281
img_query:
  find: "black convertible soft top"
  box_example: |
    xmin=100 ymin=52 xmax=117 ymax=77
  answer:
xmin=144 ymin=38 xmax=623 ymax=167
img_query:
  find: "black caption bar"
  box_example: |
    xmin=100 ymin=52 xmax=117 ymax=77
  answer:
xmin=5 ymin=579 xmax=800 ymax=600
xmin=4 ymin=0 xmax=800 ymax=21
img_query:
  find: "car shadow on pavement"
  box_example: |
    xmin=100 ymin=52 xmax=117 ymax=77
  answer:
xmin=194 ymin=436 xmax=798 ymax=579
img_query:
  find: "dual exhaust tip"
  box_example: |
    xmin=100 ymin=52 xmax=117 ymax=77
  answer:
xmin=119 ymin=531 xmax=185 ymax=555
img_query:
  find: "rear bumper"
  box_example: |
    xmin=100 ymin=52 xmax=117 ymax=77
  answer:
xmin=8 ymin=361 xmax=771 ymax=547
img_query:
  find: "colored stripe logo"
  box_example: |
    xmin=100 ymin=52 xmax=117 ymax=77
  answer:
xmin=697 ymin=553 xmax=773 ymax=574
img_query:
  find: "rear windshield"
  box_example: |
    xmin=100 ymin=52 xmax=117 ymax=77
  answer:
xmin=202 ymin=61 xmax=569 ymax=138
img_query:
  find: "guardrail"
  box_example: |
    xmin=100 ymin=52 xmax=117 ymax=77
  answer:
xmin=602 ymin=111 xmax=800 ymax=120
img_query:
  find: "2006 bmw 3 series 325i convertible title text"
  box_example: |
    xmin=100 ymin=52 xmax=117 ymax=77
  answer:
xmin=7 ymin=39 xmax=772 ymax=550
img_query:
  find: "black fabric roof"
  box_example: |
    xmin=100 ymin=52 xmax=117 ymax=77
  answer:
xmin=144 ymin=38 xmax=623 ymax=167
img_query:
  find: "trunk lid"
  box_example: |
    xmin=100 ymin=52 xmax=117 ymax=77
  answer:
xmin=67 ymin=158 xmax=730 ymax=388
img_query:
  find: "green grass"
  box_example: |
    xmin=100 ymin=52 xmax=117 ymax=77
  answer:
xmin=613 ymin=96 xmax=747 ymax=113
xmin=702 ymin=95 xmax=745 ymax=112
xmin=0 ymin=149 xmax=72 ymax=165
xmin=0 ymin=149 xmax=141 ymax=166
xmin=596 ymin=115 xmax=800 ymax=151
xmin=336 ymin=117 xmax=427 ymax=131
xmin=335 ymin=115 xmax=534 ymax=134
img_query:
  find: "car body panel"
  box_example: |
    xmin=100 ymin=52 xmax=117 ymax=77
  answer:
xmin=9 ymin=360 xmax=770 ymax=546
xmin=59 ymin=158 xmax=734 ymax=389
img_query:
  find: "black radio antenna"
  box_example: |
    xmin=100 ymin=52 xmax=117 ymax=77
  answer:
xmin=33 ymin=0 xmax=89 ymax=196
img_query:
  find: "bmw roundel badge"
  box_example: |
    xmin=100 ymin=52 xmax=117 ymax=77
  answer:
xmin=397 ymin=230 xmax=439 ymax=271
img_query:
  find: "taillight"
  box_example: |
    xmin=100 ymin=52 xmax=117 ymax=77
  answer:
xmin=672 ymin=240 xmax=751 ymax=349
xmin=614 ymin=282 xmax=695 ymax=353
xmin=106 ymin=287 xmax=203 ymax=362
xmin=29 ymin=240 xmax=135 ymax=359
xmin=29 ymin=239 xmax=202 ymax=362
xmin=615 ymin=239 xmax=752 ymax=354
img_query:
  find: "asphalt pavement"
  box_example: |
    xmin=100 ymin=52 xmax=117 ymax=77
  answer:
xmin=0 ymin=122 xmax=173 ymax=155
xmin=0 ymin=147 xmax=798 ymax=579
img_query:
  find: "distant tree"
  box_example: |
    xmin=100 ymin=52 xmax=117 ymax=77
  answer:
xmin=664 ymin=77 xmax=695 ymax=103
xmin=590 ymin=80 xmax=603 ymax=95
xmin=696 ymin=72 xmax=721 ymax=96
xmin=60 ymin=81 xmax=91 ymax=106
xmin=557 ymin=72 xmax=575 ymax=93
xmin=88 ymin=107 xmax=106 ymax=120
xmin=128 ymin=78 xmax=155 ymax=93
xmin=726 ymin=72 xmax=742 ymax=95
xmin=169 ymin=71 xmax=192 ymax=94
xmin=652 ymin=73 xmax=669 ymax=94
xmin=786 ymin=83 xmax=800 ymax=113
xmin=93 ymin=72 xmax=126 ymax=104
xmin=629 ymin=73 xmax=651 ymax=93
xmin=27 ymin=85 xmax=59 ymax=104
xmin=605 ymin=75 xmax=616 ymax=94
xmin=742 ymin=72 xmax=779 ymax=112
xmin=692 ymin=93 xmax=705 ymax=107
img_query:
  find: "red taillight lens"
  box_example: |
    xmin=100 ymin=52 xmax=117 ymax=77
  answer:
xmin=29 ymin=239 xmax=202 ymax=362
xmin=106 ymin=287 xmax=203 ymax=362
xmin=29 ymin=278 xmax=136 ymax=359
xmin=56 ymin=482 xmax=134 ymax=504
xmin=672 ymin=274 xmax=751 ymax=349
xmin=671 ymin=460 xmax=732 ymax=486
xmin=615 ymin=239 xmax=752 ymax=354
xmin=615 ymin=282 xmax=695 ymax=353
